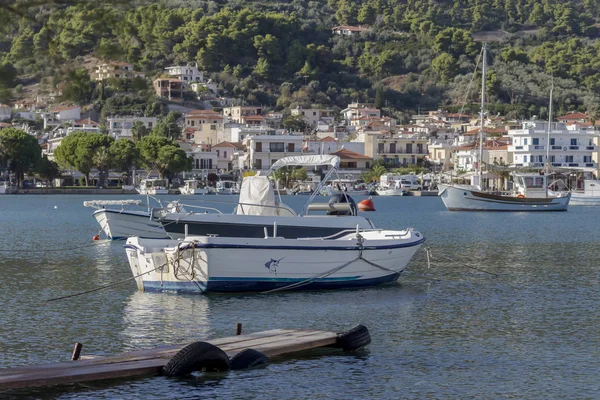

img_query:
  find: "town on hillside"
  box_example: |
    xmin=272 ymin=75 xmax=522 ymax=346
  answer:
xmin=2 ymin=63 xmax=598 ymax=193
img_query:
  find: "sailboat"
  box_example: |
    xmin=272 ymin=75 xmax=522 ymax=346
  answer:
xmin=438 ymin=44 xmax=570 ymax=211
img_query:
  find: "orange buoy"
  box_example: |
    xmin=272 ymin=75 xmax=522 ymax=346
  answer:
xmin=516 ymin=194 xmax=525 ymax=199
xmin=92 ymin=235 xmax=100 ymax=241
xmin=358 ymin=198 xmax=376 ymax=212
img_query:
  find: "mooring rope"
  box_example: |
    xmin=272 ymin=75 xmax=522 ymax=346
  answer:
xmin=261 ymin=234 xmax=398 ymax=294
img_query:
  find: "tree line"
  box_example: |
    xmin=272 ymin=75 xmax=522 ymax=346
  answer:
xmin=3 ymin=0 xmax=600 ymax=123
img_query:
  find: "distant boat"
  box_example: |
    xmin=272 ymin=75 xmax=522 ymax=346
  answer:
xmin=137 ymin=179 xmax=168 ymax=195
xmin=215 ymin=180 xmax=240 ymax=195
xmin=180 ymin=179 xmax=213 ymax=195
xmin=438 ymin=43 xmax=570 ymax=212
xmin=569 ymin=180 xmax=600 ymax=206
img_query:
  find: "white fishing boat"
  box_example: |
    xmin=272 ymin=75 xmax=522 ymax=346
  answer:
xmin=124 ymin=226 xmax=425 ymax=294
xmin=569 ymin=180 xmax=600 ymax=206
xmin=375 ymin=186 xmax=406 ymax=196
xmin=153 ymin=155 xmax=377 ymax=239
xmin=179 ymin=180 xmax=213 ymax=195
xmin=215 ymin=180 xmax=240 ymax=195
xmin=438 ymin=44 xmax=570 ymax=212
xmin=83 ymin=199 xmax=170 ymax=240
xmin=137 ymin=179 xmax=169 ymax=195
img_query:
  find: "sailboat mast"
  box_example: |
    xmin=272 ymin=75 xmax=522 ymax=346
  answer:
xmin=478 ymin=43 xmax=487 ymax=190
xmin=545 ymin=79 xmax=554 ymax=175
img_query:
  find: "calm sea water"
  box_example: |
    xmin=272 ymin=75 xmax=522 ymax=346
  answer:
xmin=1 ymin=194 xmax=599 ymax=399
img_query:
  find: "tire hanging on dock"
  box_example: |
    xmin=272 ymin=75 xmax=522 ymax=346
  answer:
xmin=229 ymin=348 xmax=269 ymax=370
xmin=335 ymin=324 xmax=372 ymax=351
xmin=162 ymin=341 xmax=230 ymax=377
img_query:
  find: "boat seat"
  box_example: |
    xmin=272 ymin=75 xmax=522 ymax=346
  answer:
xmin=306 ymin=203 xmax=353 ymax=214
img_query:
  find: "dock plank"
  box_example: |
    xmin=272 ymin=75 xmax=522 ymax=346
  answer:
xmin=0 ymin=329 xmax=339 ymax=390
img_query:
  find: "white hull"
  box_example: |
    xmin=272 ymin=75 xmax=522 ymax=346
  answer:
xmin=438 ymin=184 xmax=570 ymax=211
xmin=180 ymin=188 xmax=210 ymax=195
xmin=93 ymin=209 xmax=169 ymax=240
xmin=569 ymin=193 xmax=600 ymax=206
xmin=137 ymin=188 xmax=169 ymax=195
xmin=376 ymin=188 xmax=405 ymax=196
xmin=125 ymin=229 xmax=425 ymax=293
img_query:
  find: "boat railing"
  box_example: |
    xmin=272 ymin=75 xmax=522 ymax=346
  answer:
xmin=305 ymin=202 xmax=354 ymax=215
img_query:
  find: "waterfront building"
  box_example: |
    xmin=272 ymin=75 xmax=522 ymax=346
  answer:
xmin=508 ymin=121 xmax=597 ymax=176
xmin=364 ymin=132 xmax=429 ymax=167
xmin=241 ymin=133 xmax=304 ymax=172
xmin=106 ymin=116 xmax=158 ymax=140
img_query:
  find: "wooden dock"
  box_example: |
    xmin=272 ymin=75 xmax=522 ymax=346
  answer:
xmin=0 ymin=329 xmax=338 ymax=390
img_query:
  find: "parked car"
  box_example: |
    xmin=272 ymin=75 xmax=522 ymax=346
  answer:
xmin=35 ymin=182 xmax=49 ymax=188
xmin=400 ymin=180 xmax=421 ymax=191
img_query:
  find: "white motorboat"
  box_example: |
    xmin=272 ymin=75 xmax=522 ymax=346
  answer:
xmin=215 ymin=180 xmax=240 ymax=195
xmin=137 ymin=179 xmax=169 ymax=195
xmin=179 ymin=180 xmax=213 ymax=195
xmin=375 ymin=187 xmax=406 ymax=196
xmin=124 ymin=226 xmax=425 ymax=294
xmin=569 ymin=180 xmax=600 ymax=206
xmin=153 ymin=155 xmax=377 ymax=239
xmin=83 ymin=199 xmax=170 ymax=240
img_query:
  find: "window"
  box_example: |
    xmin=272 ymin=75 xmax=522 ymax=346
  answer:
xmin=340 ymin=161 xmax=357 ymax=168
xmin=417 ymin=144 xmax=423 ymax=154
xmin=565 ymin=156 xmax=573 ymax=162
xmin=524 ymin=138 xmax=528 ymax=145
xmin=313 ymin=112 xmax=316 ymax=116
xmin=255 ymin=142 xmax=262 ymax=152
xmin=200 ymin=159 xmax=212 ymax=169
xmin=190 ymin=120 xmax=195 ymax=127
xmin=389 ymin=143 xmax=396 ymax=153
xmin=148 ymin=122 xmax=153 ymax=128
xmin=210 ymin=125 xmax=216 ymax=130
xmin=224 ymin=151 xmax=227 ymax=158
xmin=532 ymin=138 xmax=539 ymax=145
xmin=524 ymin=155 xmax=528 ymax=162
xmin=537 ymin=155 xmax=543 ymax=162
xmin=550 ymin=138 xmax=555 ymax=145
xmin=287 ymin=143 xmax=295 ymax=152
xmin=584 ymin=156 xmax=592 ymax=163
xmin=378 ymin=143 xmax=384 ymax=153
xmin=216 ymin=150 xmax=220 ymax=157
xmin=255 ymin=159 xmax=262 ymax=169
xmin=270 ymin=143 xmax=285 ymax=152
xmin=571 ymin=138 xmax=577 ymax=145
xmin=550 ymin=155 xmax=555 ymax=162
xmin=406 ymin=144 xmax=413 ymax=153
xmin=366 ymin=162 xmax=370 ymax=169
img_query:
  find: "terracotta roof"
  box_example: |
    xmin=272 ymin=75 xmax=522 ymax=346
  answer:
xmin=74 ymin=119 xmax=98 ymax=126
xmin=0 ymin=122 xmax=11 ymax=127
xmin=0 ymin=104 xmax=10 ymax=108
xmin=465 ymin=127 xmax=507 ymax=135
xmin=243 ymin=115 xmax=266 ymax=121
xmin=557 ymin=112 xmax=588 ymax=120
xmin=155 ymin=78 xmax=183 ymax=82
xmin=187 ymin=109 xmax=221 ymax=115
xmin=186 ymin=112 xmax=223 ymax=120
xmin=51 ymin=105 xmax=79 ymax=113
xmin=213 ymin=141 xmax=239 ymax=148
xmin=330 ymin=148 xmax=372 ymax=160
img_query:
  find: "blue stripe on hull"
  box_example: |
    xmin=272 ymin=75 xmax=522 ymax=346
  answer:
xmin=140 ymin=272 xmax=401 ymax=294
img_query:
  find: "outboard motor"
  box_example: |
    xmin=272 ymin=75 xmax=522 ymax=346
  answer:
xmin=327 ymin=193 xmax=358 ymax=216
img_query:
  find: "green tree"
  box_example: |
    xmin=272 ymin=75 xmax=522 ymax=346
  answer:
xmin=156 ymin=145 xmax=192 ymax=181
xmin=282 ymin=114 xmax=309 ymax=132
xmin=137 ymin=135 xmax=174 ymax=176
xmin=0 ymin=128 xmax=41 ymax=187
xmin=34 ymin=155 xmax=60 ymax=185
xmin=432 ymin=53 xmax=459 ymax=84
xmin=131 ymin=121 xmax=148 ymax=141
xmin=62 ymin=69 xmax=94 ymax=105
xmin=54 ymin=132 xmax=113 ymax=186
xmin=109 ymin=138 xmax=139 ymax=184
xmin=153 ymin=112 xmax=182 ymax=140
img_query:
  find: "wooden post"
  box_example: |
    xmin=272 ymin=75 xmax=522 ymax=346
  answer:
xmin=236 ymin=323 xmax=242 ymax=335
xmin=71 ymin=343 xmax=83 ymax=361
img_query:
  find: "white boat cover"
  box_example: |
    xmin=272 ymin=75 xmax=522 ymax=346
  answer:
xmin=236 ymin=175 xmax=278 ymax=216
xmin=83 ymin=200 xmax=142 ymax=207
xmin=270 ymin=155 xmax=340 ymax=170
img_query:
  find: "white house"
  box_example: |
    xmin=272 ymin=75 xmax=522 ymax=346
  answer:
xmin=165 ymin=64 xmax=204 ymax=85
xmin=107 ymin=116 xmax=158 ymax=140
xmin=508 ymin=120 xmax=597 ymax=174
xmin=241 ymin=133 xmax=304 ymax=172
xmin=213 ymin=141 xmax=245 ymax=171
xmin=43 ymin=106 xmax=81 ymax=130
xmin=291 ymin=107 xmax=335 ymax=127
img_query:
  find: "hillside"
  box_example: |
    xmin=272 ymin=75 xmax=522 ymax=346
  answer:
xmin=2 ymin=0 xmax=600 ymax=121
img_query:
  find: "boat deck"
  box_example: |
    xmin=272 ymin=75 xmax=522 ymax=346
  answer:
xmin=0 ymin=329 xmax=338 ymax=390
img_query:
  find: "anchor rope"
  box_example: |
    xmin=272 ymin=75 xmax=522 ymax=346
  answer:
xmin=261 ymin=233 xmax=398 ymax=294
xmin=45 ymin=262 xmax=168 ymax=302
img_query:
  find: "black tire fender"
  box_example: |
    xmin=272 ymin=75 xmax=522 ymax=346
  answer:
xmin=162 ymin=341 xmax=230 ymax=377
xmin=336 ymin=324 xmax=371 ymax=351
xmin=229 ymin=348 xmax=269 ymax=370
